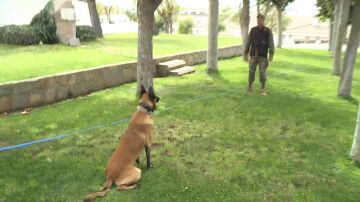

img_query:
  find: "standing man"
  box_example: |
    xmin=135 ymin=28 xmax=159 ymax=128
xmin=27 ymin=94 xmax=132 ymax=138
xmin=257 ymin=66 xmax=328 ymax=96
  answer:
xmin=244 ymin=14 xmax=274 ymax=95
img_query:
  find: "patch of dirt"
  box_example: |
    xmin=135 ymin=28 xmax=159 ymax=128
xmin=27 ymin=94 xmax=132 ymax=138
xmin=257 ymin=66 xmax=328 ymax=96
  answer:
xmin=0 ymin=141 xmax=7 ymax=147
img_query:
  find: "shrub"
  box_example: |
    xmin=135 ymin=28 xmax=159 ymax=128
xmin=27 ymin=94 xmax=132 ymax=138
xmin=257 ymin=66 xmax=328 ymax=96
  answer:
xmin=76 ymin=26 xmax=96 ymax=41
xmin=0 ymin=26 xmax=5 ymax=42
xmin=178 ymin=17 xmax=194 ymax=34
xmin=155 ymin=14 xmax=166 ymax=32
xmin=125 ymin=9 xmax=138 ymax=22
xmin=30 ymin=0 xmax=58 ymax=44
xmin=218 ymin=22 xmax=226 ymax=32
xmin=0 ymin=25 xmax=40 ymax=45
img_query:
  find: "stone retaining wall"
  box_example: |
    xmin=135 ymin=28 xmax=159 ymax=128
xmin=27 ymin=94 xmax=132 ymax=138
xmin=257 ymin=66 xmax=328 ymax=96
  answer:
xmin=0 ymin=45 xmax=243 ymax=113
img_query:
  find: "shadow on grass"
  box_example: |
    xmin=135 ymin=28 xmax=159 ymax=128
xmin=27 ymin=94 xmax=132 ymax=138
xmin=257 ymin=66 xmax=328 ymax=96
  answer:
xmin=280 ymin=48 xmax=331 ymax=60
xmin=1 ymin=51 xmax=360 ymax=201
xmin=273 ymin=59 xmax=333 ymax=75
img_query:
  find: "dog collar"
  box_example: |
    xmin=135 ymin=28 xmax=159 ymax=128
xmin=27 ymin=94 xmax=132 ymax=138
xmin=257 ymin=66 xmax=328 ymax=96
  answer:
xmin=138 ymin=102 xmax=154 ymax=113
xmin=137 ymin=106 xmax=151 ymax=115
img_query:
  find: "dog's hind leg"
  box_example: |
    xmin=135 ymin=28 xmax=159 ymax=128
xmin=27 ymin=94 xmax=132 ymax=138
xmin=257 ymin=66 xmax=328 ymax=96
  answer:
xmin=145 ymin=132 xmax=153 ymax=168
xmin=145 ymin=145 xmax=152 ymax=168
xmin=116 ymin=166 xmax=141 ymax=191
xmin=117 ymin=184 xmax=138 ymax=191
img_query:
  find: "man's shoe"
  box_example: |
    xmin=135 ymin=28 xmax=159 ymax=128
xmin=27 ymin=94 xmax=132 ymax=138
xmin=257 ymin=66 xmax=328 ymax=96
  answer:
xmin=247 ymin=84 xmax=253 ymax=92
xmin=260 ymin=88 xmax=267 ymax=96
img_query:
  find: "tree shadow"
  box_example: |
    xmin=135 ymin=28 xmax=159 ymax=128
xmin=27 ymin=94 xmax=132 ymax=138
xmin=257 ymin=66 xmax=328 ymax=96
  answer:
xmin=342 ymin=96 xmax=359 ymax=106
xmin=1 ymin=51 xmax=360 ymax=201
xmin=280 ymin=48 xmax=331 ymax=60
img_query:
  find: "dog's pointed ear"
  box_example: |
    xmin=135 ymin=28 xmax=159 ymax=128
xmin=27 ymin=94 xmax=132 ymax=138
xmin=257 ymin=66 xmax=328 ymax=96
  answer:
xmin=148 ymin=86 xmax=154 ymax=94
xmin=148 ymin=86 xmax=155 ymax=100
xmin=140 ymin=85 xmax=146 ymax=97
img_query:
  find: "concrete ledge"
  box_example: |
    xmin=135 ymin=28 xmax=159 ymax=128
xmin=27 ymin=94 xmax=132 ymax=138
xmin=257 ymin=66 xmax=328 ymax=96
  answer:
xmin=0 ymin=45 xmax=242 ymax=113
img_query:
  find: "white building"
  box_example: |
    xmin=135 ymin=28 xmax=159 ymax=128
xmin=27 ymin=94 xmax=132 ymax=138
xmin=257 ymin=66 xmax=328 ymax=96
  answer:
xmin=0 ymin=0 xmax=91 ymax=26
xmin=178 ymin=8 xmax=208 ymax=35
xmin=0 ymin=0 xmax=138 ymax=34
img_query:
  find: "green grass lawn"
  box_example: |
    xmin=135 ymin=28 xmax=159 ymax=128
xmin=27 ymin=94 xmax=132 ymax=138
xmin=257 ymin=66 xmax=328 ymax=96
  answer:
xmin=1 ymin=49 xmax=360 ymax=201
xmin=0 ymin=33 xmax=239 ymax=84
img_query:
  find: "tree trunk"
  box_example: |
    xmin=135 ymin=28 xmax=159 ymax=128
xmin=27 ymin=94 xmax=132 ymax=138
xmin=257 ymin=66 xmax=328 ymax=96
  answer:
xmin=240 ymin=0 xmax=250 ymax=60
xmin=207 ymin=0 xmax=219 ymax=73
xmin=137 ymin=0 xmax=162 ymax=94
xmin=108 ymin=7 xmax=112 ymax=23
xmin=165 ymin=19 xmax=170 ymax=33
xmin=257 ymin=1 xmax=260 ymax=15
xmin=338 ymin=0 xmax=360 ymax=98
xmin=332 ymin=0 xmax=351 ymax=75
xmin=329 ymin=18 xmax=333 ymax=52
xmin=105 ymin=9 xmax=110 ymax=23
xmin=170 ymin=19 xmax=173 ymax=34
xmin=331 ymin=0 xmax=339 ymax=57
xmin=350 ymin=103 xmax=360 ymax=163
xmin=276 ymin=6 xmax=282 ymax=48
xmin=87 ymin=0 xmax=103 ymax=38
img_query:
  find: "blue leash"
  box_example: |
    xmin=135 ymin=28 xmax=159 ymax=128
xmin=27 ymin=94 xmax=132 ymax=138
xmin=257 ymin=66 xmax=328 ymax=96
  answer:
xmin=0 ymin=87 xmax=240 ymax=152
xmin=0 ymin=65 xmax=309 ymax=152
xmin=0 ymin=118 xmax=130 ymax=152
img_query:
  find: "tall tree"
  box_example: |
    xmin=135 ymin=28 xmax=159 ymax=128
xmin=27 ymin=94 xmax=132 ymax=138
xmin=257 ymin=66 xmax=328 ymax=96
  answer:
xmin=240 ymin=0 xmax=250 ymax=61
xmin=137 ymin=0 xmax=163 ymax=94
xmin=329 ymin=19 xmax=333 ymax=52
xmin=79 ymin=0 xmax=103 ymax=38
xmin=350 ymin=103 xmax=360 ymax=163
xmin=125 ymin=0 xmax=138 ymax=22
xmin=338 ymin=0 xmax=360 ymax=98
xmin=125 ymin=9 xmax=138 ymax=22
xmin=315 ymin=0 xmax=335 ymax=52
xmin=103 ymin=5 xmax=120 ymax=23
xmin=273 ymin=0 xmax=294 ymax=48
xmin=87 ymin=0 xmax=103 ymax=38
xmin=207 ymin=0 xmax=219 ymax=73
xmin=332 ymin=0 xmax=351 ymax=75
xmin=157 ymin=0 xmax=179 ymax=34
xmin=263 ymin=6 xmax=291 ymax=32
xmin=330 ymin=0 xmax=340 ymax=56
xmin=259 ymin=0 xmax=294 ymax=48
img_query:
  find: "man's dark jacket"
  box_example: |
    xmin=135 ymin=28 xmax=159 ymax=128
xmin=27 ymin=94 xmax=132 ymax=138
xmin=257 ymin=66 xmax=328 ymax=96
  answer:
xmin=244 ymin=26 xmax=275 ymax=58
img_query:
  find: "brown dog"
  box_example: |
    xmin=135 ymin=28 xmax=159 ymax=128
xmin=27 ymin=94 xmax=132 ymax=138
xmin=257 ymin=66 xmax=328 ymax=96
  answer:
xmin=84 ymin=86 xmax=160 ymax=201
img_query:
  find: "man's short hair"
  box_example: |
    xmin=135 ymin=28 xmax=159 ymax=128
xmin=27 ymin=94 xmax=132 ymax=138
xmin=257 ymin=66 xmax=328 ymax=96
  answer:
xmin=257 ymin=14 xmax=265 ymax=19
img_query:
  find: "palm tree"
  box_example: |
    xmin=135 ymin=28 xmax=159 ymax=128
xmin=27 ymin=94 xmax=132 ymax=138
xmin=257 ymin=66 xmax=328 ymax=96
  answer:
xmin=157 ymin=0 xmax=180 ymax=34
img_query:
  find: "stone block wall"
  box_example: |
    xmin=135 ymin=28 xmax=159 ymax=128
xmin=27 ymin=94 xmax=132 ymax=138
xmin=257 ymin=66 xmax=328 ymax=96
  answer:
xmin=0 ymin=45 xmax=242 ymax=113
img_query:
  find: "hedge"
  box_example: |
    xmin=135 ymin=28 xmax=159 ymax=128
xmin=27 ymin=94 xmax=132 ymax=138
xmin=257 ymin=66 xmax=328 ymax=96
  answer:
xmin=76 ymin=26 xmax=96 ymax=41
xmin=30 ymin=0 xmax=58 ymax=44
xmin=0 ymin=25 xmax=40 ymax=45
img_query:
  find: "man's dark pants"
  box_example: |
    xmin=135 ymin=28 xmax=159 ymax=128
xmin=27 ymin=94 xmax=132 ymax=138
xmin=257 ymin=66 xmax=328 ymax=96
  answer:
xmin=248 ymin=56 xmax=268 ymax=84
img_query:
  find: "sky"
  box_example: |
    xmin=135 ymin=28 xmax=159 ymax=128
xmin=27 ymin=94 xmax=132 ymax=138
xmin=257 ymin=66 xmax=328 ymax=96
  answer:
xmin=104 ymin=0 xmax=319 ymax=16
xmin=0 ymin=0 xmax=319 ymax=26
xmin=177 ymin=0 xmax=318 ymax=16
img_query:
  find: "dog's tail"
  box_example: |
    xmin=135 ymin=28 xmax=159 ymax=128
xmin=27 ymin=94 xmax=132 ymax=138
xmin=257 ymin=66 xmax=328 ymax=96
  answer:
xmin=84 ymin=178 xmax=112 ymax=202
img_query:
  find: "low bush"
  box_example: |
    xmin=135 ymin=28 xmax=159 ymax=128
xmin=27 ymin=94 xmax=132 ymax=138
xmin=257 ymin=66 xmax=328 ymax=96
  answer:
xmin=178 ymin=17 xmax=194 ymax=34
xmin=76 ymin=26 xmax=96 ymax=41
xmin=0 ymin=25 xmax=40 ymax=45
